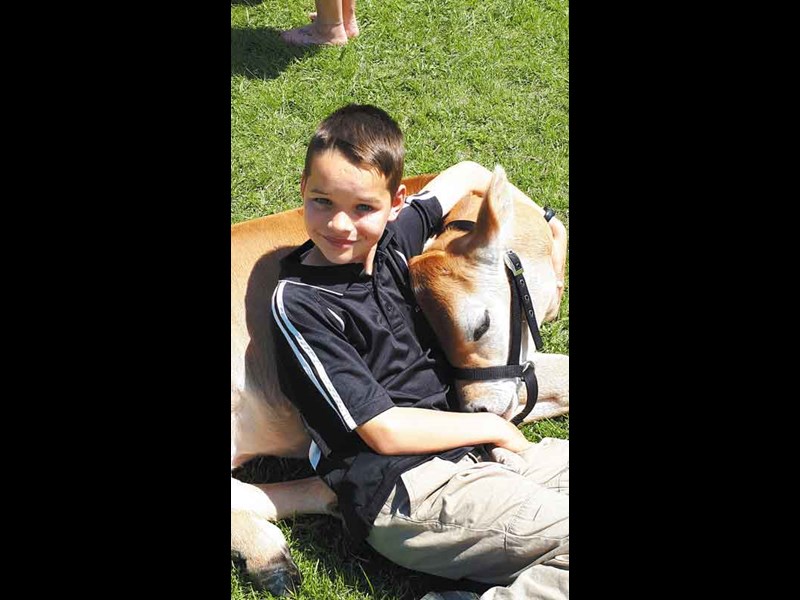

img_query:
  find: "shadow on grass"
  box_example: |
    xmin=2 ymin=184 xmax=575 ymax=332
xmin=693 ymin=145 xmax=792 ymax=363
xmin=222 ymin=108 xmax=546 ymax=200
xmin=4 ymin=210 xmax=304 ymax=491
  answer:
xmin=286 ymin=514 xmax=491 ymax=600
xmin=231 ymin=26 xmax=320 ymax=81
xmin=232 ymin=455 xmax=315 ymax=483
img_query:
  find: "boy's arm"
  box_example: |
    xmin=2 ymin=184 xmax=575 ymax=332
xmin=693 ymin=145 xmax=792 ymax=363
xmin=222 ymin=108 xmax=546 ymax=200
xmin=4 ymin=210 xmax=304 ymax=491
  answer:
xmin=356 ymin=406 xmax=533 ymax=454
xmin=418 ymin=160 xmax=552 ymax=220
xmin=419 ymin=161 xmax=567 ymax=289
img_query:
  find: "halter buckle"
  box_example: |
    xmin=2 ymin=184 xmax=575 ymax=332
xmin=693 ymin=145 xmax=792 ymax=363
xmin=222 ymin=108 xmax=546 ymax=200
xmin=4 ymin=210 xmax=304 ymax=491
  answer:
xmin=503 ymin=252 xmax=524 ymax=276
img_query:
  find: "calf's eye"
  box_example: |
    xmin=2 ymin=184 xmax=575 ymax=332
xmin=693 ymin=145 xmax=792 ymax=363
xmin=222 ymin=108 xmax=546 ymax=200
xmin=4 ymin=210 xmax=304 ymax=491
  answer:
xmin=473 ymin=309 xmax=491 ymax=341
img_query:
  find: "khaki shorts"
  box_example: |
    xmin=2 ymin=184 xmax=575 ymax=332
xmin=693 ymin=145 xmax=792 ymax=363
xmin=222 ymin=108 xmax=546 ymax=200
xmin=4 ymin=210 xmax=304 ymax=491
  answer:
xmin=367 ymin=438 xmax=569 ymax=591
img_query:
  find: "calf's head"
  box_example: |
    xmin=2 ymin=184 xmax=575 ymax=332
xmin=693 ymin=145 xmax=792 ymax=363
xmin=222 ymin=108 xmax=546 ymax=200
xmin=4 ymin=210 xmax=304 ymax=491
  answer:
xmin=409 ymin=166 xmax=559 ymax=419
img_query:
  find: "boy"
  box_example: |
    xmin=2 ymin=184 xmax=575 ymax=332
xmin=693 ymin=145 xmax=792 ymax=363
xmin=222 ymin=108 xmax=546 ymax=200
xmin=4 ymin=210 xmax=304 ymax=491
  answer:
xmin=271 ymin=104 xmax=568 ymax=600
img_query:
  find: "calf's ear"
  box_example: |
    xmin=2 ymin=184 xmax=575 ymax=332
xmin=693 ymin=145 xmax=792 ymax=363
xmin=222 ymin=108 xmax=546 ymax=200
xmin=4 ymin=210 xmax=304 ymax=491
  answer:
xmin=464 ymin=165 xmax=514 ymax=262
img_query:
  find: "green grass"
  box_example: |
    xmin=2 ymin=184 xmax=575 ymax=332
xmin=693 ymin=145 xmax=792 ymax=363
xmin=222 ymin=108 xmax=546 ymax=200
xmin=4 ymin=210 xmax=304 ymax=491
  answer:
xmin=231 ymin=1 xmax=568 ymax=597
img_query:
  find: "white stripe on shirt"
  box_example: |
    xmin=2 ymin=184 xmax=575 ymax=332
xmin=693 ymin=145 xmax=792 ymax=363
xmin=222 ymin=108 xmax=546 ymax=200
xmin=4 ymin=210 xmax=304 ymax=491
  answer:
xmin=326 ymin=307 xmax=345 ymax=331
xmin=406 ymin=189 xmax=435 ymax=204
xmin=393 ymin=250 xmax=409 ymax=268
xmin=272 ymin=281 xmax=357 ymax=431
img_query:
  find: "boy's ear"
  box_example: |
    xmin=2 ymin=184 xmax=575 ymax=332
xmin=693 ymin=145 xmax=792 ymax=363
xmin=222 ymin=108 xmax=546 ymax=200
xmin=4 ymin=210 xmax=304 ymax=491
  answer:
xmin=300 ymin=173 xmax=307 ymax=196
xmin=387 ymin=183 xmax=406 ymax=221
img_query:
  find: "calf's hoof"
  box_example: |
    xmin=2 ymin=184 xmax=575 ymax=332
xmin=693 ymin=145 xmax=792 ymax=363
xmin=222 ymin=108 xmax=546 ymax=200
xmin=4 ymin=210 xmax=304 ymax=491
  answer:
xmin=251 ymin=562 xmax=302 ymax=596
xmin=232 ymin=551 xmax=302 ymax=596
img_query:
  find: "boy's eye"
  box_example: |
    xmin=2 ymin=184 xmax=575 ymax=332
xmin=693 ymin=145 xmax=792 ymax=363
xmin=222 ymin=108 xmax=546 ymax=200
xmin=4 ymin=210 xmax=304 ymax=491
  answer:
xmin=356 ymin=204 xmax=376 ymax=213
xmin=311 ymin=197 xmax=332 ymax=207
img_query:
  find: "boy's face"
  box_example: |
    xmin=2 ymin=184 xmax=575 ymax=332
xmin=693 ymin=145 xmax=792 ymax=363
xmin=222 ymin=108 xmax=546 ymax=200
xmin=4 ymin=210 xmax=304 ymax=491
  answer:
xmin=301 ymin=149 xmax=405 ymax=272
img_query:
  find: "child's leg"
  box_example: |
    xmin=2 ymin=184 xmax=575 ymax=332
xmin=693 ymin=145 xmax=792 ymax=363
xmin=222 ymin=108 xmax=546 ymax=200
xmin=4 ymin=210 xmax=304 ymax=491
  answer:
xmin=341 ymin=0 xmax=359 ymax=37
xmin=367 ymin=455 xmax=568 ymax=588
xmin=481 ymin=552 xmax=569 ymax=600
xmin=308 ymin=0 xmax=359 ymax=38
xmin=282 ymin=0 xmax=348 ymax=46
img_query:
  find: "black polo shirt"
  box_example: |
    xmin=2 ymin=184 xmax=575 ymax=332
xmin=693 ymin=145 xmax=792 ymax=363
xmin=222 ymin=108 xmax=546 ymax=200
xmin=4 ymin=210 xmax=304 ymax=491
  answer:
xmin=271 ymin=192 xmax=472 ymax=542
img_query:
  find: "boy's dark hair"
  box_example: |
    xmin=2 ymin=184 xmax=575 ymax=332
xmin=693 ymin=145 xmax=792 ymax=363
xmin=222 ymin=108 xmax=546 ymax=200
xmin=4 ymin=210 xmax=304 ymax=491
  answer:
xmin=303 ymin=104 xmax=405 ymax=195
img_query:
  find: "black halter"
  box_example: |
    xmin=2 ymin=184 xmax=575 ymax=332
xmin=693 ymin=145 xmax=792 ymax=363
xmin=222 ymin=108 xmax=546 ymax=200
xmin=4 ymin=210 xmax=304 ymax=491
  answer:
xmin=442 ymin=220 xmax=544 ymax=426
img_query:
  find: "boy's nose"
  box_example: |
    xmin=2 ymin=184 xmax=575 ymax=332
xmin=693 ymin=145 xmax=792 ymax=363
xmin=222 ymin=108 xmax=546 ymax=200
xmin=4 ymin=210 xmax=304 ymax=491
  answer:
xmin=329 ymin=211 xmax=353 ymax=232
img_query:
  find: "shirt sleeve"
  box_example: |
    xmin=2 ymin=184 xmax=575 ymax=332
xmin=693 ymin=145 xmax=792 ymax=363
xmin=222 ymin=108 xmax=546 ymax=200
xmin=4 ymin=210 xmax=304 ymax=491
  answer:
xmin=271 ymin=280 xmax=395 ymax=454
xmin=388 ymin=190 xmax=444 ymax=260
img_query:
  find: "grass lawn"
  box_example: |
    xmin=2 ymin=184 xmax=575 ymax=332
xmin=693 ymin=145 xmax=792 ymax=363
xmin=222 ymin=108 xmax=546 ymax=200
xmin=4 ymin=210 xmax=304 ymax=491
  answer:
xmin=231 ymin=1 xmax=568 ymax=597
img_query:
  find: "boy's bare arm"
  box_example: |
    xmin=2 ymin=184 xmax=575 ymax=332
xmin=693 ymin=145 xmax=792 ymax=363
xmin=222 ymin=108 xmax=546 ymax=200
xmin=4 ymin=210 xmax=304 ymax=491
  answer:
xmin=416 ymin=161 xmax=494 ymax=214
xmin=356 ymin=406 xmax=533 ymax=455
xmin=420 ymin=161 xmax=567 ymax=288
xmin=419 ymin=161 xmax=554 ymax=220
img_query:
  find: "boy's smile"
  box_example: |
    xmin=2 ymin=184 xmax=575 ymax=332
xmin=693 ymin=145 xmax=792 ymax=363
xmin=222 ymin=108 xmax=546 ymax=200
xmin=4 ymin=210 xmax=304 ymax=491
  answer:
xmin=301 ymin=149 xmax=405 ymax=273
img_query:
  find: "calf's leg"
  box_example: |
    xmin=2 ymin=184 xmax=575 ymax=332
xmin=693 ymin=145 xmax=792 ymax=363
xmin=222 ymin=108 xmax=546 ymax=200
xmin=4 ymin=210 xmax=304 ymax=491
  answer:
xmin=518 ymin=353 xmax=569 ymax=423
xmin=230 ymin=476 xmax=338 ymax=594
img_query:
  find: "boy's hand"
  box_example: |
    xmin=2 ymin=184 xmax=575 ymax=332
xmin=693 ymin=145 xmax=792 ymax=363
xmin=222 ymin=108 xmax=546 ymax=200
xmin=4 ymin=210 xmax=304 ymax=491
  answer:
xmin=489 ymin=446 xmax=530 ymax=473
xmin=491 ymin=418 xmax=534 ymax=454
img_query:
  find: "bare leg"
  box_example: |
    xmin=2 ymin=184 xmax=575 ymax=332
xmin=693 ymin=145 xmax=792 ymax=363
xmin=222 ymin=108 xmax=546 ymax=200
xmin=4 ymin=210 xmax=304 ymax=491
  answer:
xmin=282 ymin=0 xmax=348 ymax=46
xmin=232 ymin=475 xmax=337 ymax=521
xmin=252 ymin=478 xmax=339 ymax=519
xmin=309 ymin=0 xmax=359 ymax=38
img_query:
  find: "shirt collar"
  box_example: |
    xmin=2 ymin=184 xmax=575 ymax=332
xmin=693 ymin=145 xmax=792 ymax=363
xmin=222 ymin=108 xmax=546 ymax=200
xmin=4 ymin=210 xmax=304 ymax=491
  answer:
xmin=281 ymin=229 xmax=395 ymax=283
